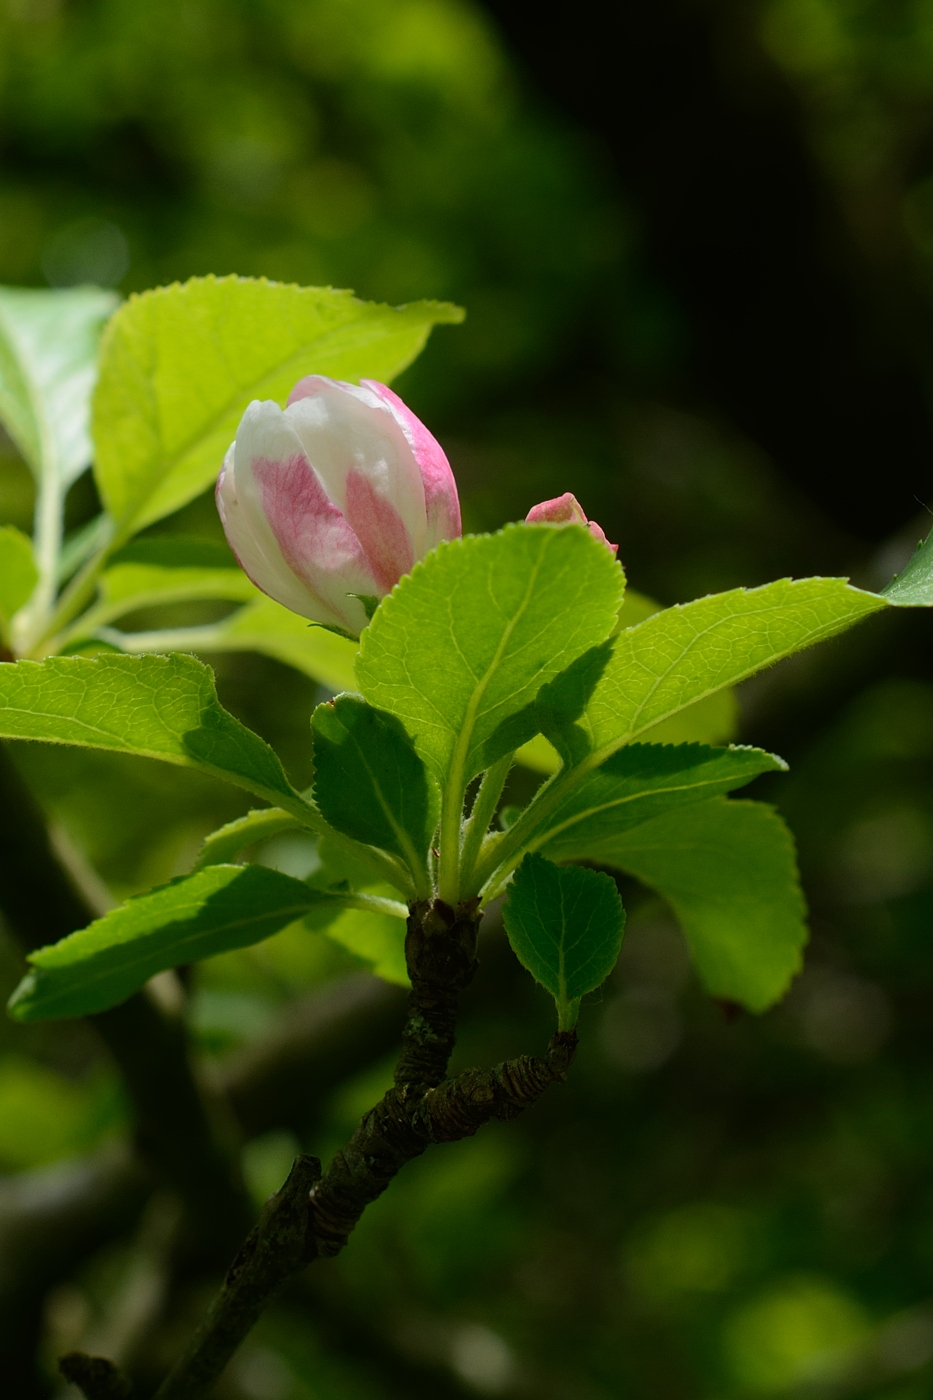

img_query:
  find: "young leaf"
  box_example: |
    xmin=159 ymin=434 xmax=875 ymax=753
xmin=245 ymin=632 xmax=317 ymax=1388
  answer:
xmin=533 ymin=744 xmax=785 ymax=861
xmin=591 ymin=798 xmax=806 ymax=1012
xmin=357 ymin=523 xmax=624 ymax=789
xmin=93 ymin=276 xmax=464 ymax=534
xmin=194 ymin=807 xmax=305 ymax=870
xmin=8 ymin=864 xmax=342 ymax=1020
xmin=0 ymin=285 xmax=117 ymax=487
xmin=502 ymin=852 xmax=625 ymax=1029
xmin=0 ymin=525 xmax=38 ymax=641
xmin=311 ymin=693 xmax=438 ymax=890
xmin=541 ymin=577 xmax=886 ymax=766
xmin=0 ymin=653 xmax=302 ymax=812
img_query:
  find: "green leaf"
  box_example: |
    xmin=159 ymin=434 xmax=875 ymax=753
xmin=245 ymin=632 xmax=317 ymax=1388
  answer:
xmin=502 ymin=852 xmax=625 ymax=1029
xmin=0 ymin=525 xmax=38 ymax=641
xmin=533 ymin=744 xmax=785 ymax=862
xmin=0 ymin=653 xmax=303 ymax=812
xmin=542 ymin=577 xmax=886 ymax=767
xmin=882 ymin=523 xmax=933 ymax=606
xmin=311 ymin=693 xmax=438 ymax=892
xmin=357 ymin=523 xmax=624 ymax=789
xmin=593 ymin=798 xmax=806 ymax=1012
xmin=93 ymin=276 xmax=464 ymax=534
xmin=514 ymin=588 xmax=737 ymax=775
xmin=516 ymin=686 xmax=738 ymax=775
xmin=643 ymin=690 xmax=739 ymax=747
xmin=0 ymin=285 xmax=117 ymax=487
xmin=8 ymin=863 xmax=336 ymax=1019
xmin=194 ymin=807 xmax=305 ymax=870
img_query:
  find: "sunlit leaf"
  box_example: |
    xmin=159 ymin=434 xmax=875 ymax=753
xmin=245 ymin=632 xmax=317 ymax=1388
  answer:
xmin=8 ymin=863 xmax=359 ymax=1019
xmin=72 ymin=537 xmax=255 ymax=637
xmin=176 ymin=595 xmax=358 ymax=692
xmin=534 ymin=744 xmax=784 ymax=861
xmin=195 ymin=807 xmax=305 ymax=870
xmin=357 ymin=523 xmax=624 ymax=793
xmin=93 ymin=276 xmax=464 ymax=533
xmin=0 ymin=653 xmax=303 ymax=811
xmin=541 ymin=577 xmax=886 ymax=766
xmin=305 ymin=834 xmax=409 ymax=984
xmin=0 ymin=284 xmax=117 ymax=486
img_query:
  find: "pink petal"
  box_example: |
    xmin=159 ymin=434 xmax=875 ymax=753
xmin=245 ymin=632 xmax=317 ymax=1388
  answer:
xmin=361 ymin=380 xmax=461 ymax=548
xmin=343 ymin=468 xmax=415 ymax=592
xmin=285 ymin=377 xmax=429 ymax=559
xmin=253 ymin=452 xmax=380 ymax=620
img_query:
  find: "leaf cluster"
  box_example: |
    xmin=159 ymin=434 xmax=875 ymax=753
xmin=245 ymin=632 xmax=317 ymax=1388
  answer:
xmin=2 ymin=276 xmax=933 ymax=1028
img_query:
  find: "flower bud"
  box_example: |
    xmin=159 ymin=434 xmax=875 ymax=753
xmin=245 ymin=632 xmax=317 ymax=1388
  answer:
xmin=216 ymin=376 xmax=461 ymax=636
xmin=525 ymin=492 xmax=617 ymax=554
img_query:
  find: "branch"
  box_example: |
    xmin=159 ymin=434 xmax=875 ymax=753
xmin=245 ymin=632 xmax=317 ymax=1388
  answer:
xmin=152 ymin=899 xmax=577 ymax=1398
xmin=394 ymin=896 xmax=482 ymax=1087
xmin=153 ymin=1155 xmax=323 ymax=1400
xmin=306 ymin=1028 xmax=577 ymax=1258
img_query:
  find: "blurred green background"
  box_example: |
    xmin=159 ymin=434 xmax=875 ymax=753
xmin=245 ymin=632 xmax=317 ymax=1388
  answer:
xmin=5 ymin=1 xmax=933 ymax=1397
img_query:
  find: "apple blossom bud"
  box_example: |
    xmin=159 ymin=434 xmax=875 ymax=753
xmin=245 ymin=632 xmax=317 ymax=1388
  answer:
xmin=525 ymin=492 xmax=617 ymax=554
xmin=216 ymin=376 xmax=461 ymax=637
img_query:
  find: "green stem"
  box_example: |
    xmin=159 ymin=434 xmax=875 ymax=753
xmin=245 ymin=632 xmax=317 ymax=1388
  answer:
xmin=458 ymin=753 xmax=513 ymax=894
xmin=471 ymin=764 xmax=569 ymax=894
xmin=32 ymin=526 xmax=118 ymax=654
xmin=28 ymin=476 xmax=63 ymax=636
xmin=315 ymin=890 xmax=408 ymax=919
xmin=437 ymin=781 xmax=463 ymax=905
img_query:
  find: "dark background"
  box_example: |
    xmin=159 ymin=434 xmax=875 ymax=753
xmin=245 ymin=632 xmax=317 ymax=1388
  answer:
xmin=4 ymin=1 xmax=933 ymax=1396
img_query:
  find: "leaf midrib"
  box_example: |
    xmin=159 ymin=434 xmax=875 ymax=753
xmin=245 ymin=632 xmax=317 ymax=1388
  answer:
xmin=32 ymin=895 xmax=316 ymax=997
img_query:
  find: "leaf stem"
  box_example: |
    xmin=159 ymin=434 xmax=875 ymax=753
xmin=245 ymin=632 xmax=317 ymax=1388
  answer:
xmin=437 ymin=781 xmax=463 ymax=905
xmin=27 ymin=475 xmax=63 ymax=639
xmin=32 ymin=522 xmax=118 ymax=654
xmin=458 ymin=753 xmax=513 ymax=895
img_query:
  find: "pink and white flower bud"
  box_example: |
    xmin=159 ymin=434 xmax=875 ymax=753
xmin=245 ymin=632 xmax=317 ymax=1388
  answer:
xmin=216 ymin=376 xmax=461 ymax=636
xmin=525 ymin=492 xmax=617 ymax=554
